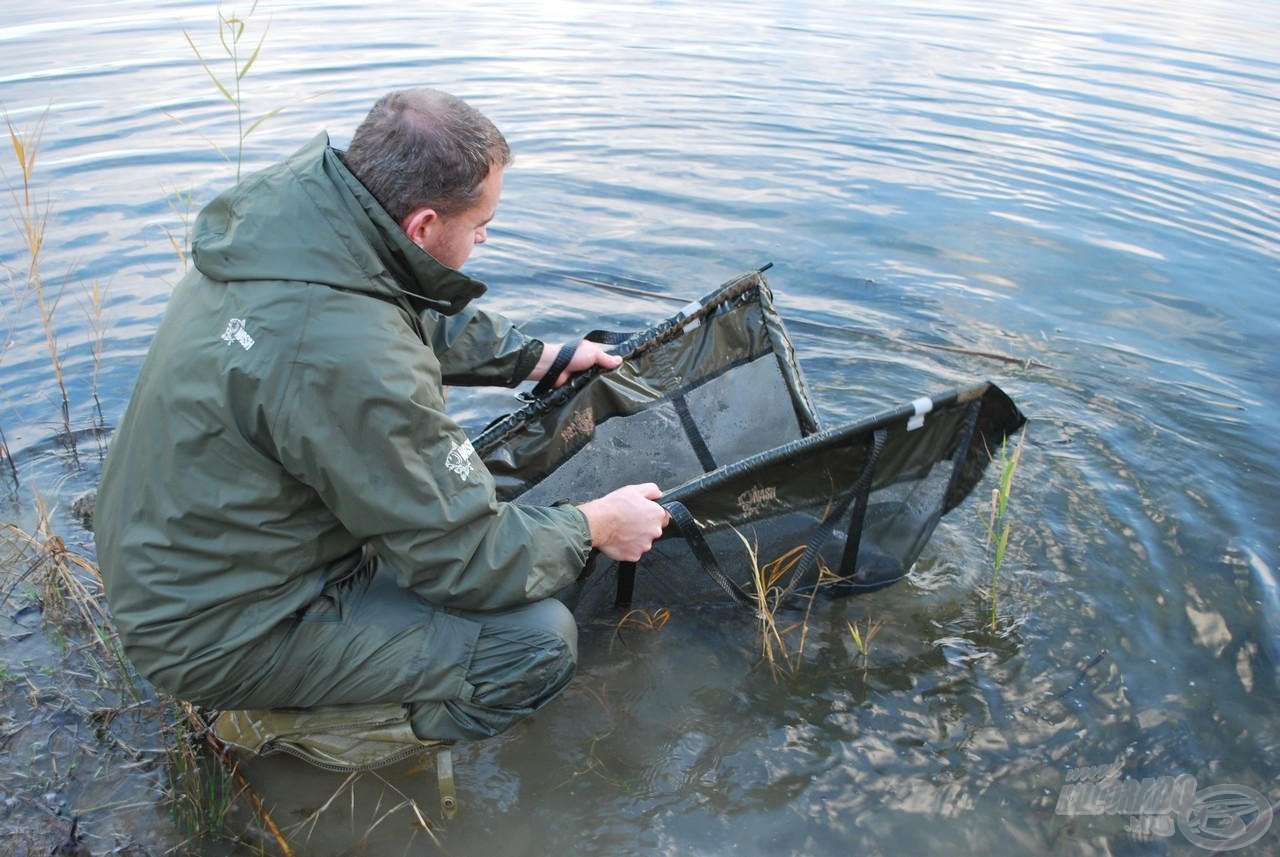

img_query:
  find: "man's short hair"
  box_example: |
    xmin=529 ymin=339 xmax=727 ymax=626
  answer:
xmin=343 ymin=88 xmax=512 ymax=223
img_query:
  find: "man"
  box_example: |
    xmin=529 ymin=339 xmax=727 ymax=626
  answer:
xmin=94 ymin=88 xmax=669 ymax=758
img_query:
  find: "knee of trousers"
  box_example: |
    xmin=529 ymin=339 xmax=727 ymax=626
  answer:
xmin=467 ymin=598 xmax=579 ymax=710
xmin=408 ymin=599 xmax=579 ymax=742
xmin=517 ymin=596 xmax=579 ymax=661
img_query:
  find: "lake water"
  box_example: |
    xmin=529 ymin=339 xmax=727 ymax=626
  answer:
xmin=1 ymin=0 xmax=1277 ymax=854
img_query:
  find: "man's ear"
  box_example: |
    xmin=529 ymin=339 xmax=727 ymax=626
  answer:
xmin=401 ymin=206 xmax=439 ymax=246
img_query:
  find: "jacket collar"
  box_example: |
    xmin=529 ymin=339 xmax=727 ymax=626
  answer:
xmin=323 ymin=137 xmax=487 ymax=316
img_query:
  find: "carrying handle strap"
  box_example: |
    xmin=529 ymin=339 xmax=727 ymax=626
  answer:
xmin=522 ymin=329 xmax=637 ymax=403
xmin=615 ymin=559 xmax=637 ymax=609
xmin=639 ymin=500 xmax=753 ymax=608
xmin=526 ymin=340 xmax=582 ymax=400
xmin=774 ymin=428 xmax=888 ymax=603
xmin=832 ymin=428 xmax=888 ymax=579
xmin=617 ymin=430 xmax=889 ymax=612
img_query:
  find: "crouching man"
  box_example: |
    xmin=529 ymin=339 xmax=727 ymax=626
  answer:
xmin=94 ymin=88 xmax=668 ymax=767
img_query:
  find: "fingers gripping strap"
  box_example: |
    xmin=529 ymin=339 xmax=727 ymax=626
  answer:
xmin=529 ymin=341 xmax=582 ymax=399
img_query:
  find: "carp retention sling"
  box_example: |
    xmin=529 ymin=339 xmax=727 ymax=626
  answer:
xmin=474 ymin=267 xmax=1027 ymax=622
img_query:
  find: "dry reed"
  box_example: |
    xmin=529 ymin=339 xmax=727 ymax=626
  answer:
xmin=610 ymin=606 xmax=672 ymax=653
xmin=80 ymin=277 xmax=108 ymax=448
xmin=0 ymin=493 xmax=107 ymax=632
xmin=727 ymin=528 xmax=826 ymax=677
xmin=3 ymin=109 xmax=79 ymax=459
xmin=182 ymin=0 xmax=283 ymax=181
xmin=0 ymin=271 xmax=23 ymax=483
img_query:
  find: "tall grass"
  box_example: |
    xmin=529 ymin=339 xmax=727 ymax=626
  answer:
xmin=3 ymin=110 xmax=79 ymax=460
xmin=162 ymin=184 xmax=198 ymax=272
xmin=847 ymin=616 xmax=884 ymax=672
xmin=165 ymin=701 xmax=296 ymax=856
xmin=0 ymin=6 xmax=311 ymax=854
xmin=727 ymin=529 xmax=828 ymax=677
xmin=183 ymin=0 xmax=283 ymax=182
xmin=0 ymin=268 xmax=24 ymax=483
xmin=81 ymin=278 xmax=108 ymax=451
xmin=986 ymin=429 xmax=1026 ymax=630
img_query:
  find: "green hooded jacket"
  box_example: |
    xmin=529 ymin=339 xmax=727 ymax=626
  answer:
xmin=94 ymin=132 xmax=593 ymax=701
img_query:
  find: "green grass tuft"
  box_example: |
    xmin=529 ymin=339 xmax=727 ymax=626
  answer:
xmin=986 ymin=429 xmax=1026 ymax=630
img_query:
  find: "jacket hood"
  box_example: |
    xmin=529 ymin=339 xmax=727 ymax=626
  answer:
xmin=190 ymin=131 xmax=486 ymax=315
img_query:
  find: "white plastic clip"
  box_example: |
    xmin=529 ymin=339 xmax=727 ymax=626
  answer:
xmin=679 ymin=299 xmax=703 ymax=332
xmin=907 ymin=397 xmax=933 ymax=431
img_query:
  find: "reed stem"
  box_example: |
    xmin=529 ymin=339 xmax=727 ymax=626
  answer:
xmin=986 ymin=429 xmax=1026 ymax=630
xmin=183 ymin=0 xmax=281 ymax=181
xmin=82 ymin=277 xmax=108 ymax=453
xmin=4 ymin=109 xmax=78 ymax=460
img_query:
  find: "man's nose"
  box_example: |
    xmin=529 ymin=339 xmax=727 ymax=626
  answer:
xmin=475 ymin=226 xmax=488 ymax=245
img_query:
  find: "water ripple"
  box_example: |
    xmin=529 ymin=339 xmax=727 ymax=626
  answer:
xmin=2 ymin=1 xmax=1278 ymax=853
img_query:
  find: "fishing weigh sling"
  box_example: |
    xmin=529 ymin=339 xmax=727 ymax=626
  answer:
xmin=474 ymin=267 xmax=1026 ymax=621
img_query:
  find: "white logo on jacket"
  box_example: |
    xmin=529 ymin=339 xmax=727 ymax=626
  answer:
xmin=221 ymin=318 xmax=255 ymax=351
xmin=446 ymin=438 xmax=477 ymax=481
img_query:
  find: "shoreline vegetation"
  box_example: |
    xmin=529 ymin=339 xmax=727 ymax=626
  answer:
xmin=0 ymin=5 xmax=312 ymax=853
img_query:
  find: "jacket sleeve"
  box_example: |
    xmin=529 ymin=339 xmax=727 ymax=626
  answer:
xmin=271 ymin=298 xmax=591 ymax=611
xmin=420 ymin=304 xmax=543 ymax=387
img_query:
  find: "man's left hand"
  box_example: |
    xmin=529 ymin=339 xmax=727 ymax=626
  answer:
xmin=530 ymin=341 xmax=622 ymax=388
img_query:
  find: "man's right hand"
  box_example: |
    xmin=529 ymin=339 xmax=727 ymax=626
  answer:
xmin=576 ymin=483 xmax=671 ymax=563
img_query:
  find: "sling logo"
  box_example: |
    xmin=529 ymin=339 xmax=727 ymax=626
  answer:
xmin=1054 ymin=764 xmax=1273 ymax=850
xmin=221 ymin=318 xmax=256 ymax=351
xmin=559 ymin=407 xmax=595 ymax=449
xmin=737 ymin=484 xmax=778 ymax=516
xmin=446 ymin=438 xmax=477 ymax=481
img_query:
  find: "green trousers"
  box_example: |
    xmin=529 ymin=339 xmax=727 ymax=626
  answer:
xmin=206 ymin=564 xmax=578 ymax=743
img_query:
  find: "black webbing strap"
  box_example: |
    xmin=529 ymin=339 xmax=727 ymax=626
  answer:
xmin=615 ymin=560 xmax=637 ymax=608
xmin=939 ymin=398 xmax=983 ymax=514
xmin=658 ymin=500 xmax=752 ymax=608
xmin=527 ymin=341 xmax=581 ymax=400
xmin=582 ymin=328 xmax=634 ymax=346
xmin=673 ymin=394 xmax=718 ymax=473
xmin=776 ymin=428 xmax=888 ymax=602
xmin=833 ymin=428 xmax=889 ymax=579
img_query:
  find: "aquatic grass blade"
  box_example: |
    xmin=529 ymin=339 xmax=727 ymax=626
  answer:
xmin=183 ymin=31 xmax=235 ymax=105
xmin=238 ymin=27 xmax=271 ymax=81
